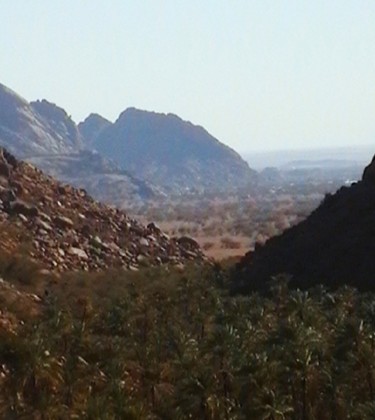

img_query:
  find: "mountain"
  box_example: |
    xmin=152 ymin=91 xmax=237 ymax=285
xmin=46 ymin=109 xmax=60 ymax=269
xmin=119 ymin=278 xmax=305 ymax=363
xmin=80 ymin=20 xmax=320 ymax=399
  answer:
xmin=0 ymin=82 xmax=257 ymax=201
xmin=0 ymin=83 xmax=82 ymax=156
xmin=0 ymin=148 xmax=206 ymax=272
xmin=232 ymin=153 xmax=375 ymax=293
xmin=90 ymin=107 xmax=256 ymax=193
xmin=0 ymin=84 xmax=157 ymax=204
xmin=78 ymin=113 xmax=112 ymax=148
xmin=30 ymin=99 xmax=83 ymax=151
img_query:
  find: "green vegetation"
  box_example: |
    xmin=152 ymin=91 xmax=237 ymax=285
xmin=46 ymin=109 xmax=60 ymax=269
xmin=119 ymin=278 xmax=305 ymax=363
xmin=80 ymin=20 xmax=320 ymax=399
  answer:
xmin=0 ymin=262 xmax=375 ymax=419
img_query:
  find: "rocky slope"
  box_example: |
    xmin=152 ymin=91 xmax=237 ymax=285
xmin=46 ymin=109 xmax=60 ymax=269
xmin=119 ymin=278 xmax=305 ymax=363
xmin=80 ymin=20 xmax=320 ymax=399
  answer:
xmin=233 ymin=154 xmax=375 ymax=293
xmin=0 ymin=148 xmax=206 ymax=272
xmin=90 ymin=108 xmax=256 ymax=193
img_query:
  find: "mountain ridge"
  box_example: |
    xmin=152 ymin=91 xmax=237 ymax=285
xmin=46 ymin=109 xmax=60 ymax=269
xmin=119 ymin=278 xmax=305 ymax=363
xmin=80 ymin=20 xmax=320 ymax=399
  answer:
xmin=0 ymin=82 xmax=256 ymax=201
xmin=0 ymin=84 xmax=158 ymax=203
xmin=89 ymin=107 xmax=256 ymax=193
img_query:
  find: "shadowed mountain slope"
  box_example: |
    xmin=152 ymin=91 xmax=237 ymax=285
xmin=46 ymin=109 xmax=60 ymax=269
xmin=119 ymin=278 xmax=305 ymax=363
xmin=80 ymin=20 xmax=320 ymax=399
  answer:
xmin=232 ymin=153 xmax=375 ymax=293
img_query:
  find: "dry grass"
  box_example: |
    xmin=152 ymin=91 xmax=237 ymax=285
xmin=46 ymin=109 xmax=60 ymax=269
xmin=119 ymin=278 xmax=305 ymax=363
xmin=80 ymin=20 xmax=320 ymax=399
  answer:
xmin=141 ymin=219 xmax=251 ymax=261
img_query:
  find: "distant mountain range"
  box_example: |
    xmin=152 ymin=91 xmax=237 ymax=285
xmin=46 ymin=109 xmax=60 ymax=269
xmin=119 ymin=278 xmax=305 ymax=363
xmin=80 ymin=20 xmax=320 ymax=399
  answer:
xmin=0 ymin=83 xmax=256 ymax=203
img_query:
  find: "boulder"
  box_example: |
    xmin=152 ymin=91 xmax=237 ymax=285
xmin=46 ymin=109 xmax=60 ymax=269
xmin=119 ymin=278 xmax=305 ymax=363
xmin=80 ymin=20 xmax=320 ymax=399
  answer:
xmin=176 ymin=236 xmax=200 ymax=250
xmin=6 ymin=200 xmax=39 ymax=217
xmin=139 ymin=238 xmax=149 ymax=247
xmin=0 ymin=162 xmax=10 ymax=178
xmin=68 ymin=247 xmax=88 ymax=260
xmin=54 ymin=215 xmax=74 ymax=230
xmin=147 ymin=222 xmax=161 ymax=234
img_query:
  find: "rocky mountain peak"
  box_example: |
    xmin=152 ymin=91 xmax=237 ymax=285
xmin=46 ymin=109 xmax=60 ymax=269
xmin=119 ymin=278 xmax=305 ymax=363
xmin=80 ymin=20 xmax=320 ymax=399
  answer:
xmin=0 ymin=82 xmax=258 ymax=201
xmin=78 ymin=113 xmax=112 ymax=148
xmin=31 ymin=99 xmax=82 ymax=151
xmin=92 ymin=107 xmax=256 ymax=193
xmin=0 ymin=83 xmax=35 ymax=133
xmin=0 ymin=83 xmax=29 ymax=109
xmin=0 ymin=85 xmax=82 ymax=157
xmin=31 ymin=99 xmax=71 ymax=123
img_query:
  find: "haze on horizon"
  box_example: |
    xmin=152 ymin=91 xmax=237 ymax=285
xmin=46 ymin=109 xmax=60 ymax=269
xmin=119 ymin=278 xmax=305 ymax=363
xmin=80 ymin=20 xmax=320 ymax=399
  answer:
xmin=1 ymin=1 xmax=375 ymax=153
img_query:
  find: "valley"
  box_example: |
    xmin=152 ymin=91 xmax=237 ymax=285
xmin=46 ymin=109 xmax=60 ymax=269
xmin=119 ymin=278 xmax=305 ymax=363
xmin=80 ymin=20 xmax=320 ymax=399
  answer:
xmin=0 ymin=81 xmax=374 ymax=418
xmin=130 ymin=166 xmax=360 ymax=261
xmin=2 ymin=1 xmax=375 ymax=416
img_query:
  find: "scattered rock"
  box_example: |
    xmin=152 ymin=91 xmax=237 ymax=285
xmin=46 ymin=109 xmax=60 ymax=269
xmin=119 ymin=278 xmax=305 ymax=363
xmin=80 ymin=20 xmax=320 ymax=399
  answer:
xmin=139 ymin=238 xmax=149 ymax=247
xmin=0 ymin=148 xmax=206 ymax=272
xmin=147 ymin=222 xmax=161 ymax=234
xmin=35 ymin=218 xmax=53 ymax=232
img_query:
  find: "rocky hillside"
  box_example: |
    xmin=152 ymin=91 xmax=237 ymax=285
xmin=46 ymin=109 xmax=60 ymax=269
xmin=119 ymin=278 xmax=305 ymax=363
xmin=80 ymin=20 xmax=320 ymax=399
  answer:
xmin=233 ymin=153 xmax=375 ymax=293
xmin=0 ymin=148 xmax=206 ymax=272
xmin=89 ymin=108 xmax=256 ymax=193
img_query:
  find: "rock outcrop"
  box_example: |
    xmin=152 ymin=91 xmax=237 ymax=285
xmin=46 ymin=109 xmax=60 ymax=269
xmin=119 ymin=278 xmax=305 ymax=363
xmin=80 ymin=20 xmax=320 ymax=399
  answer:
xmin=0 ymin=148 xmax=206 ymax=272
xmin=232 ymin=153 xmax=375 ymax=293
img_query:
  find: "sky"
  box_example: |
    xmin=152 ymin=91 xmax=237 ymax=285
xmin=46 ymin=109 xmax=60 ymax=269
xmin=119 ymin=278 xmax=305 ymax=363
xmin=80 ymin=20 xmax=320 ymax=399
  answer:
xmin=1 ymin=1 xmax=375 ymax=152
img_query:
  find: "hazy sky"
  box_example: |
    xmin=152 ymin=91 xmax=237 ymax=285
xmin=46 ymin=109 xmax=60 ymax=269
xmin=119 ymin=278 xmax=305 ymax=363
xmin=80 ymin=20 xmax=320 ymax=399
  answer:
xmin=2 ymin=1 xmax=375 ymax=152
